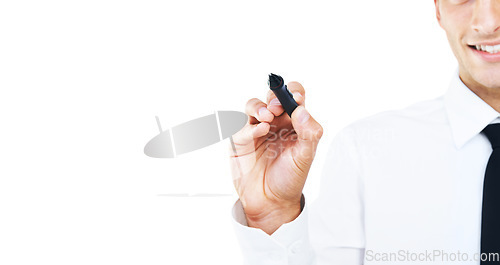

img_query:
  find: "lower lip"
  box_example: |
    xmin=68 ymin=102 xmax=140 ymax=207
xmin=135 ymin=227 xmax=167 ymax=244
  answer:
xmin=470 ymin=46 xmax=500 ymax=63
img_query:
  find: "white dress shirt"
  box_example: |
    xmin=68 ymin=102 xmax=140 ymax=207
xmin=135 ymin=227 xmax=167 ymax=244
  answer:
xmin=231 ymin=72 xmax=500 ymax=265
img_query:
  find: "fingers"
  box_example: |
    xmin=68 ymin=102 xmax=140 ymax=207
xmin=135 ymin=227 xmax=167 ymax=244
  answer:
xmin=267 ymin=95 xmax=285 ymax=117
xmin=290 ymin=106 xmax=324 ymax=165
xmin=232 ymin=122 xmax=270 ymax=145
xmin=245 ymin=98 xmax=274 ymax=124
xmin=291 ymin=106 xmax=323 ymax=142
xmin=235 ymin=81 xmax=311 ymax=151
xmin=266 ymin=82 xmax=306 ymax=116
xmin=229 ymin=122 xmax=270 ymax=155
xmin=234 ymin=98 xmax=274 ymax=147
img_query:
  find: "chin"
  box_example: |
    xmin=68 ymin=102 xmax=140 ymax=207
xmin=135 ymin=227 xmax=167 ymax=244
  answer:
xmin=470 ymin=67 xmax=500 ymax=90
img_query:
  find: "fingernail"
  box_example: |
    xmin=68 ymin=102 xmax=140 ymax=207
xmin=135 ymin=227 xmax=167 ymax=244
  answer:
xmin=293 ymin=92 xmax=302 ymax=100
xmin=258 ymin=107 xmax=268 ymax=119
xmin=297 ymin=107 xmax=310 ymax=124
xmin=270 ymin=98 xmax=281 ymax=106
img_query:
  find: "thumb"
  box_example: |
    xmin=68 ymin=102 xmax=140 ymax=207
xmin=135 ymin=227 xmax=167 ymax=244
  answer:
xmin=290 ymin=106 xmax=323 ymax=164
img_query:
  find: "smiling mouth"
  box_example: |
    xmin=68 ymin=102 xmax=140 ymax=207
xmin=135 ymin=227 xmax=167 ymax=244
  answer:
xmin=469 ymin=44 xmax=500 ymax=54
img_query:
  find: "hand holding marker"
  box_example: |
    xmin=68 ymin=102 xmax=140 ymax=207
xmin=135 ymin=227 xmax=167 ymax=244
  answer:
xmin=144 ymin=74 xmax=324 ymax=236
xmin=230 ymin=74 xmax=323 ymax=235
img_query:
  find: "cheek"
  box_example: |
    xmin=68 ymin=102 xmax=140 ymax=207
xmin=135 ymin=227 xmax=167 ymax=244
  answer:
xmin=439 ymin=1 xmax=473 ymax=31
xmin=440 ymin=8 xmax=470 ymax=45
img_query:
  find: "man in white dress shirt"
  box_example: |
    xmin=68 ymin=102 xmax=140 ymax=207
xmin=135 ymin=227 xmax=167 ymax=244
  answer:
xmin=229 ymin=1 xmax=500 ymax=264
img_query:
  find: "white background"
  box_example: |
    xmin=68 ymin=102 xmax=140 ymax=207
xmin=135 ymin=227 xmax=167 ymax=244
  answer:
xmin=0 ymin=1 xmax=456 ymax=264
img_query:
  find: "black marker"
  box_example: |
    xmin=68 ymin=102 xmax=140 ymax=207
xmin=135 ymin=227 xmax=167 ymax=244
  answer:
xmin=268 ymin=73 xmax=298 ymax=117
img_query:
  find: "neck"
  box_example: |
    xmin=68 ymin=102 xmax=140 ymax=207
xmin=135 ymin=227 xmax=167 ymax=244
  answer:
xmin=459 ymin=71 xmax=500 ymax=113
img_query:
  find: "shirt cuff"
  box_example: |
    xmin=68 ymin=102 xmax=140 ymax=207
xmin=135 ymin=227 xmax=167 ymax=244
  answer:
xmin=231 ymin=194 xmax=315 ymax=265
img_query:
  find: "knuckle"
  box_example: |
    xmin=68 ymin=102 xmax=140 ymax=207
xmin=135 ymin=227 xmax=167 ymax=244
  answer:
xmin=247 ymin=98 xmax=259 ymax=105
xmin=318 ymin=125 xmax=324 ymax=138
xmin=315 ymin=124 xmax=324 ymax=139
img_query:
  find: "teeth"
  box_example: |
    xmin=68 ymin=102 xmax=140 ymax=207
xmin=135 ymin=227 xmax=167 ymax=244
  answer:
xmin=475 ymin=44 xmax=500 ymax=54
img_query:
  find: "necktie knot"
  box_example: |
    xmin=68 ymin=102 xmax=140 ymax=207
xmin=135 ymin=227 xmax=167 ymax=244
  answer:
xmin=482 ymin=123 xmax=500 ymax=149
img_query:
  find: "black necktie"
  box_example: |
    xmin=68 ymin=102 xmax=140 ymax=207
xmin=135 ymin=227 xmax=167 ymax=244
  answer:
xmin=481 ymin=123 xmax=500 ymax=264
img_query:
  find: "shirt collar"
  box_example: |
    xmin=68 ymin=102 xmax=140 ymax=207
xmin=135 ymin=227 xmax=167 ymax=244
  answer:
xmin=444 ymin=71 xmax=500 ymax=149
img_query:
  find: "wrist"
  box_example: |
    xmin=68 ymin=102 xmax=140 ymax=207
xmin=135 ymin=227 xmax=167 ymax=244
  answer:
xmin=244 ymin=195 xmax=305 ymax=235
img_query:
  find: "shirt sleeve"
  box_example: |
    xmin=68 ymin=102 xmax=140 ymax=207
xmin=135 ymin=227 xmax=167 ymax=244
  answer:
xmin=231 ymin=126 xmax=366 ymax=265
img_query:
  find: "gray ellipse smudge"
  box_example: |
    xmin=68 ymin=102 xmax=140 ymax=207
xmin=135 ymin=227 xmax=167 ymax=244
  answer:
xmin=144 ymin=130 xmax=175 ymax=158
xmin=172 ymin=114 xmax=220 ymax=156
xmin=144 ymin=111 xmax=248 ymax=158
xmin=218 ymin=111 xmax=248 ymax=139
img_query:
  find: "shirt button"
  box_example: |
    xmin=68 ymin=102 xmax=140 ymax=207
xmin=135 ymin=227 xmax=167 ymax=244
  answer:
xmin=289 ymin=240 xmax=303 ymax=254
